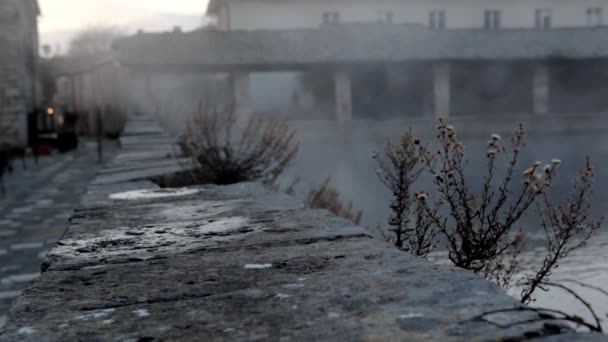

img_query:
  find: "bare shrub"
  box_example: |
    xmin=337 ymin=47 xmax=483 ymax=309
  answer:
xmin=307 ymin=177 xmax=362 ymax=225
xmin=415 ymin=120 xmax=559 ymax=282
xmin=181 ymin=106 xmax=299 ymax=185
xmin=375 ymin=119 xmax=601 ymax=300
xmin=520 ymin=158 xmax=603 ymax=303
xmin=373 ymin=129 xmax=437 ymax=256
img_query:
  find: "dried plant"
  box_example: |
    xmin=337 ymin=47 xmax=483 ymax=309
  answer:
xmin=307 ymin=177 xmax=362 ymax=225
xmin=379 ymin=120 xmax=602 ymax=302
xmin=180 ymin=106 xmax=299 ymax=185
xmin=373 ymin=128 xmax=438 ymax=256
xmin=417 ymin=119 xmax=556 ymax=278
xmin=520 ymin=158 xmax=603 ymax=304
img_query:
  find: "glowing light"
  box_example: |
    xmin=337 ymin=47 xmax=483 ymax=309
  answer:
xmin=47 ymin=107 xmax=55 ymax=115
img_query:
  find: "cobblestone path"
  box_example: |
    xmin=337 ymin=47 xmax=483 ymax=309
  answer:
xmin=0 ymin=141 xmax=116 ymax=326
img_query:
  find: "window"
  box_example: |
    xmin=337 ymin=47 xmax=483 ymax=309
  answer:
xmin=377 ymin=10 xmax=394 ymax=23
xmin=484 ymin=10 xmax=501 ymax=29
xmin=587 ymin=8 xmax=603 ymax=27
xmin=535 ymin=9 xmax=552 ymax=28
xmin=429 ymin=10 xmax=446 ymax=29
xmin=322 ymin=11 xmax=340 ymax=24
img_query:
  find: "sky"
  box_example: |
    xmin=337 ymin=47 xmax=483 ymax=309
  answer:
xmin=38 ymin=0 xmax=211 ymax=52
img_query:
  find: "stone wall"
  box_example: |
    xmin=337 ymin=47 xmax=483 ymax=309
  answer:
xmin=0 ymin=0 xmax=39 ymax=145
xmin=0 ymin=117 xmax=605 ymax=340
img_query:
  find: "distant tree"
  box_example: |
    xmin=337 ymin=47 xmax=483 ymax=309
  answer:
xmin=68 ymin=26 xmax=124 ymax=56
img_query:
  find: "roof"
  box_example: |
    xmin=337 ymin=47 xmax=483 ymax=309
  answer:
xmin=114 ymin=24 xmax=608 ymax=72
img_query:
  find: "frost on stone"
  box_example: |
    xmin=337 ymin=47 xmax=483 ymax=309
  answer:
xmin=244 ymin=264 xmax=273 ymax=270
xmin=400 ymin=313 xmax=424 ymax=319
xmin=74 ymin=309 xmax=114 ymax=321
xmin=132 ymin=309 xmax=150 ymax=317
xmin=17 ymin=327 xmax=36 ymax=335
xmin=109 ymin=188 xmax=200 ymax=200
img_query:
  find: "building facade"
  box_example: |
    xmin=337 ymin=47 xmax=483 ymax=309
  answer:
xmin=116 ymin=1 xmax=608 ymax=122
xmin=209 ymin=0 xmax=608 ymax=31
xmin=203 ymin=1 xmax=608 ymax=119
xmin=0 ymin=0 xmax=40 ymax=145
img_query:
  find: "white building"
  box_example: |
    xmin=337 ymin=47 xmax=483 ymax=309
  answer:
xmin=115 ymin=1 xmax=608 ymax=121
xmin=208 ymin=0 xmax=608 ymax=31
xmin=203 ymin=0 xmax=608 ymax=119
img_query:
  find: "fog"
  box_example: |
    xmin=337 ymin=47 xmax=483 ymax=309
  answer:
xmin=136 ymin=69 xmax=608 ymax=230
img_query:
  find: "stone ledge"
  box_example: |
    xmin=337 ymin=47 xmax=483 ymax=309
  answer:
xmin=1 ymin=118 xmax=605 ymax=341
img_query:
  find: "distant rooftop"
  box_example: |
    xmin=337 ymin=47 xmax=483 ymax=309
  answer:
xmin=114 ymin=25 xmax=608 ymax=72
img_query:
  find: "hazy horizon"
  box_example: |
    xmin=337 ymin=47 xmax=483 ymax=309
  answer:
xmin=38 ymin=0 xmax=210 ymax=52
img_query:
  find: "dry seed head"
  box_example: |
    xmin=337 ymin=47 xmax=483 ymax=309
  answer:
xmin=415 ymin=192 xmax=428 ymax=200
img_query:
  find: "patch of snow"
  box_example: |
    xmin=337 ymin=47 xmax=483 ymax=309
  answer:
xmin=74 ymin=309 xmax=114 ymax=321
xmin=109 ymin=188 xmax=200 ymax=200
xmin=328 ymin=312 xmax=341 ymax=319
xmin=244 ymin=264 xmax=272 ymax=270
xmin=283 ymin=283 xmax=305 ymax=289
xmin=102 ymin=319 xmax=114 ymax=325
xmin=275 ymin=293 xmax=291 ymax=299
xmin=133 ymin=309 xmax=150 ymax=317
xmin=400 ymin=313 xmax=424 ymax=319
xmin=17 ymin=327 xmax=35 ymax=335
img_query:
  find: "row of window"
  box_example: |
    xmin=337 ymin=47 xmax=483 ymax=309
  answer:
xmin=322 ymin=8 xmax=605 ymax=29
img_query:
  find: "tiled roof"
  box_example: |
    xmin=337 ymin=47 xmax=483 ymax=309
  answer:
xmin=114 ymin=24 xmax=608 ymax=71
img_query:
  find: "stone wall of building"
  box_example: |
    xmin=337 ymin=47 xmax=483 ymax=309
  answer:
xmin=0 ymin=0 xmax=39 ymax=145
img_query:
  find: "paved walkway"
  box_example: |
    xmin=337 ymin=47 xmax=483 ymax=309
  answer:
xmin=0 ymin=140 xmax=115 ymax=325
